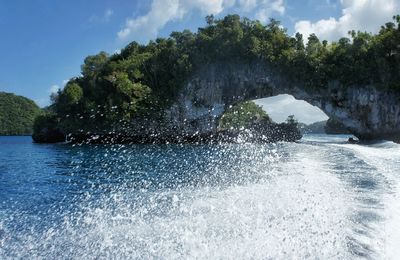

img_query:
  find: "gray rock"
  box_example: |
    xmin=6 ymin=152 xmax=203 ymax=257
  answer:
xmin=155 ymin=62 xmax=400 ymax=143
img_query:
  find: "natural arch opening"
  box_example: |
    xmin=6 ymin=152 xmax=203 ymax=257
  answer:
xmin=214 ymin=95 xmax=320 ymax=143
xmin=252 ymin=94 xmax=353 ymax=135
xmin=215 ymin=93 xmax=351 ymax=141
xmin=253 ymin=94 xmax=328 ymax=125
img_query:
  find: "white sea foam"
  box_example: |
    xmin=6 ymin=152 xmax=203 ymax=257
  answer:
xmin=1 ymin=136 xmax=400 ymax=259
xmin=332 ymin=140 xmax=400 ymax=259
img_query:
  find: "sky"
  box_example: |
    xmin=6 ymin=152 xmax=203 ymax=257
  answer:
xmin=0 ymin=0 xmax=399 ymax=121
xmin=254 ymin=95 xmax=328 ymax=124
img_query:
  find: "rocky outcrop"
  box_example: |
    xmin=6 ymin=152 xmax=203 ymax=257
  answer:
xmin=32 ymin=128 xmax=65 ymax=143
xmin=65 ymin=120 xmax=301 ymax=144
xmin=324 ymin=118 xmax=350 ymax=134
xmin=32 ymin=62 xmax=400 ymax=143
xmin=317 ymin=85 xmax=400 ymax=142
xmin=159 ymin=62 xmax=400 ymax=143
xmin=32 ymin=114 xmax=65 ymax=143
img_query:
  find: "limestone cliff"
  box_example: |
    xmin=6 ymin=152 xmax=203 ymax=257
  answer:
xmin=161 ymin=62 xmax=400 ymax=142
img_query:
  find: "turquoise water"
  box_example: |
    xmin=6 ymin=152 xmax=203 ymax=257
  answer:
xmin=1 ymin=135 xmax=400 ymax=259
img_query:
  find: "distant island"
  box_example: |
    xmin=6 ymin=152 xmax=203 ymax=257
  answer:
xmin=300 ymin=119 xmax=349 ymax=135
xmin=32 ymin=14 xmax=400 ymax=143
xmin=0 ymin=92 xmax=41 ymax=136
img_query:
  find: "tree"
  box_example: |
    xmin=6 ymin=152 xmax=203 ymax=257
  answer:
xmin=105 ymin=71 xmax=151 ymax=118
xmin=32 ymin=14 xmax=400 ymax=139
xmin=285 ymin=115 xmax=298 ymax=125
xmin=294 ymin=32 xmax=305 ymax=51
xmin=205 ymin=14 xmax=215 ymax=25
xmin=219 ymin=101 xmax=271 ymax=130
xmin=63 ymin=83 xmax=83 ymax=104
xmin=306 ymin=34 xmax=322 ymax=57
xmin=81 ymin=51 xmax=109 ymax=78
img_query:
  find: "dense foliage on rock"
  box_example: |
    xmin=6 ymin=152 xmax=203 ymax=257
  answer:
xmin=0 ymin=92 xmax=41 ymax=135
xmin=34 ymin=14 xmax=400 ymax=140
xmin=218 ymin=101 xmax=271 ymax=130
xmin=218 ymin=101 xmax=301 ymax=142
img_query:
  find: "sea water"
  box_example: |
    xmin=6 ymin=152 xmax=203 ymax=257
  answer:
xmin=0 ymin=135 xmax=399 ymax=259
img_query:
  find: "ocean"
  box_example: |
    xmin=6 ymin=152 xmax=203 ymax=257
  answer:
xmin=0 ymin=134 xmax=399 ymax=259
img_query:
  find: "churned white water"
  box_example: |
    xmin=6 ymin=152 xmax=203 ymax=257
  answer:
xmin=0 ymin=135 xmax=399 ymax=259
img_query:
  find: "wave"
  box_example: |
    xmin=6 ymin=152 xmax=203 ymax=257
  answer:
xmin=1 ymin=135 xmax=399 ymax=258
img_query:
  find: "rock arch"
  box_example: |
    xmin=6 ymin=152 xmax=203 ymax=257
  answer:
xmin=163 ymin=62 xmax=400 ymax=142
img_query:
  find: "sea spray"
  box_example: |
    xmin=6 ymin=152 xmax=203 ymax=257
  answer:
xmin=1 ymin=135 xmax=399 ymax=258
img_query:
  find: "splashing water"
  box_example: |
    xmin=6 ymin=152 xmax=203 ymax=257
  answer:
xmin=0 ymin=134 xmax=399 ymax=259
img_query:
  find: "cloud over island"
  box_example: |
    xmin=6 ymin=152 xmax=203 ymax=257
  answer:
xmin=117 ymin=0 xmax=285 ymax=42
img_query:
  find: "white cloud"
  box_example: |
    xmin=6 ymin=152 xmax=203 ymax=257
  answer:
xmin=238 ymin=0 xmax=258 ymax=12
xmin=117 ymin=0 xmax=285 ymax=41
xmin=117 ymin=0 xmax=183 ymax=40
xmin=49 ymin=85 xmax=60 ymax=94
xmin=62 ymin=79 xmax=69 ymax=86
xmin=254 ymin=0 xmax=285 ymax=22
xmin=254 ymin=94 xmax=328 ymax=124
xmin=295 ymin=0 xmax=400 ymax=42
xmin=38 ymin=83 xmax=64 ymax=107
xmin=34 ymin=98 xmax=48 ymax=108
xmin=295 ymin=17 xmax=340 ymax=41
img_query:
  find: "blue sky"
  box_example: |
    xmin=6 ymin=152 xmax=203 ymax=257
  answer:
xmin=0 ymin=0 xmax=398 ymax=114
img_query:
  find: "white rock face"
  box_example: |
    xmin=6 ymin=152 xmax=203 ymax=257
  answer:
xmin=159 ymin=62 xmax=400 ymax=142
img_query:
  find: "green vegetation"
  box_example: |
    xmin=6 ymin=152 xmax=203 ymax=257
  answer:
xmin=285 ymin=115 xmax=298 ymax=126
xmin=0 ymin=92 xmax=41 ymax=135
xmin=218 ymin=101 xmax=302 ymax=142
xmin=218 ymin=101 xmax=271 ymax=130
xmin=34 ymin=14 xmax=400 ymax=138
